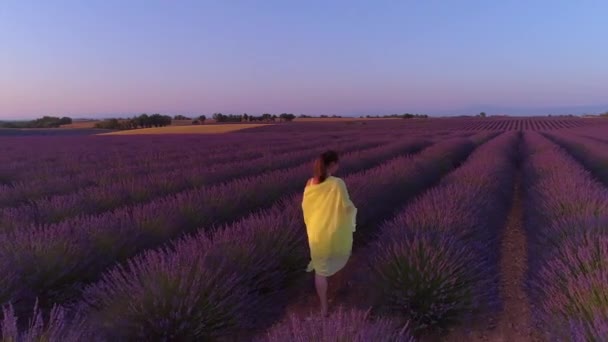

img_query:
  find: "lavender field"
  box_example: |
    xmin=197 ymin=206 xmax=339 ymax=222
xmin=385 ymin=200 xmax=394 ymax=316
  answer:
xmin=1 ymin=118 xmax=608 ymax=341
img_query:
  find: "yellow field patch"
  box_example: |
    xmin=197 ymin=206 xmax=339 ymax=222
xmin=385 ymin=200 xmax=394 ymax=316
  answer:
xmin=98 ymin=124 xmax=270 ymax=135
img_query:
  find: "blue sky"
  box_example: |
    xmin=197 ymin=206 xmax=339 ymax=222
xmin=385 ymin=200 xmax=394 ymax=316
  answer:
xmin=1 ymin=0 xmax=607 ymax=119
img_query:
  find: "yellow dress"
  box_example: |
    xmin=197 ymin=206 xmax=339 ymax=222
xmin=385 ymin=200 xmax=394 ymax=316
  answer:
xmin=302 ymin=176 xmax=357 ymax=277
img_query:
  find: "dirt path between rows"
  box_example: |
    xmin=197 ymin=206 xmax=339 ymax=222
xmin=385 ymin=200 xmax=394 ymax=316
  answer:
xmin=446 ymin=173 xmax=541 ymax=342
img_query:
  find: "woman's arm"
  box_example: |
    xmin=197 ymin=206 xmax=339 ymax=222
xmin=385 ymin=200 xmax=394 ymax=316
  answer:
xmin=336 ymin=179 xmax=354 ymax=208
xmin=336 ymin=179 xmax=357 ymax=231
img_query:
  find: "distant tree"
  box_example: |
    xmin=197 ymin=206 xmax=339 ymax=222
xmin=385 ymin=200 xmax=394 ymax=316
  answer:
xmin=128 ymin=118 xmax=138 ymax=129
xmin=198 ymin=115 xmax=207 ymax=124
xmin=24 ymin=116 xmax=72 ymax=128
xmin=479 ymin=112 xmax=487 ymax=118
xmin=148 ymin=113 xmax=172 ymax=127
xmin=173 ymin=115 xmax=191 ymax=120
xmin=137 ymin=114 xmax=150 ymax=128
xmin=59 ymin=117 xmax=72 ymax=125
xmin=279 ymin=113 xmax=296 ymax=122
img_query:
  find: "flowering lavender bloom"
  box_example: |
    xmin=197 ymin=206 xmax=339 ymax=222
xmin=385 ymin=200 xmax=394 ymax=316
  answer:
xmin=0 ymin=259 xmax=17 ymax=306
xmin=568 ymin=312 xmax=608 ymax=342
xmin=522 ymin=132 xmax=608 ymax=339
xmin=533 ymin=232 xmax=608 ymax=340
xmin=259 ymin=308 xmax=415 ymax=342
xmin=1 ymin=301 xmax=92 ymax=342
xmin=80 ymin=135 xmax=485 ymax=340
xmin=545 ymin=132 xmax=608 ymax=185
xmin=368 ymin=132 xmax=518 ymax=332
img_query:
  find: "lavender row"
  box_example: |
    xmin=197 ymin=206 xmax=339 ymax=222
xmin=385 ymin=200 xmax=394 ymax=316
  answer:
xmin=0 ymin=127 xmax=464 ymax=185
xmin=0 ymin=305 xmax=414 ymax=342
xmin=366 ymin=131 xmax=519 ymax=333
xmin=544 ymin=131 xmax=608 ymax=186
xmin=0 ymin=133 xmax=311 ymax=177
xmin=0 ymin=125 xmax=450 ymax=187
xmin=0 ymin=127 xmax=418 ymax=183
xmin=521 ymin=132 xmax=608 ymax=340
xmin=0 ymin=138 xmax=384 ymax=235
xmin=0 ymin=137 xmax=382 ymax=228
xmin=79 ymin=134 xmax=491 ymax=340
xmin=258 ymin=308 xmax=414 ymax=342
xmin=0 ymin=137 xmax=430 ymax=312
xmin=0 ymin=135 xmax=360 ymax=208
xmin=0 ymin=135 xmax=259 ymax=182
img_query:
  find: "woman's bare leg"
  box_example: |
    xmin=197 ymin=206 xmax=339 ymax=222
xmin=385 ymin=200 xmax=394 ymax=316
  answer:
xmin=314 ymin=273 xmax=329 ymax=317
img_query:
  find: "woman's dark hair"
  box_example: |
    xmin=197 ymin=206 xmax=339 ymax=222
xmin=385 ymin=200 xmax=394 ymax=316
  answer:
xmin=313 ymin=150 xmax=339 ymax=183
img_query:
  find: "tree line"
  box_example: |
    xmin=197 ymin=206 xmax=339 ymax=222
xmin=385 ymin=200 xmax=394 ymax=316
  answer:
xmin=94 ymin=113 xmax=172 ymax=130
xmin=362 ymin=113 xmax=429 ymax=119
xmin=210 ymin=113 xmax=297 ymax=123
xmin=0 ymin=116 xmax=73 ymax=128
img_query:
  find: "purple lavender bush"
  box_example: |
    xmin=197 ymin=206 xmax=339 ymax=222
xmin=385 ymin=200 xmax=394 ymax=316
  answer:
xmin=533 ymin=232 xmax=608 ymax=340
xmin=369 ymin=230 xmax=485 ymax=331
xmin=259 ymin=308 xmax=415 ymax=342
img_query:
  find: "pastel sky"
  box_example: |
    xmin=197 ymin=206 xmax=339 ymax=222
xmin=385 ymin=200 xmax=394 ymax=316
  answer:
xmin=1 ymin=0 xmax=607 ymax=119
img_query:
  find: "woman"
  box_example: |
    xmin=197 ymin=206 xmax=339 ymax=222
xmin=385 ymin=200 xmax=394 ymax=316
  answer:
xmin=302 ymin=150 xmax=357 ymax=317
